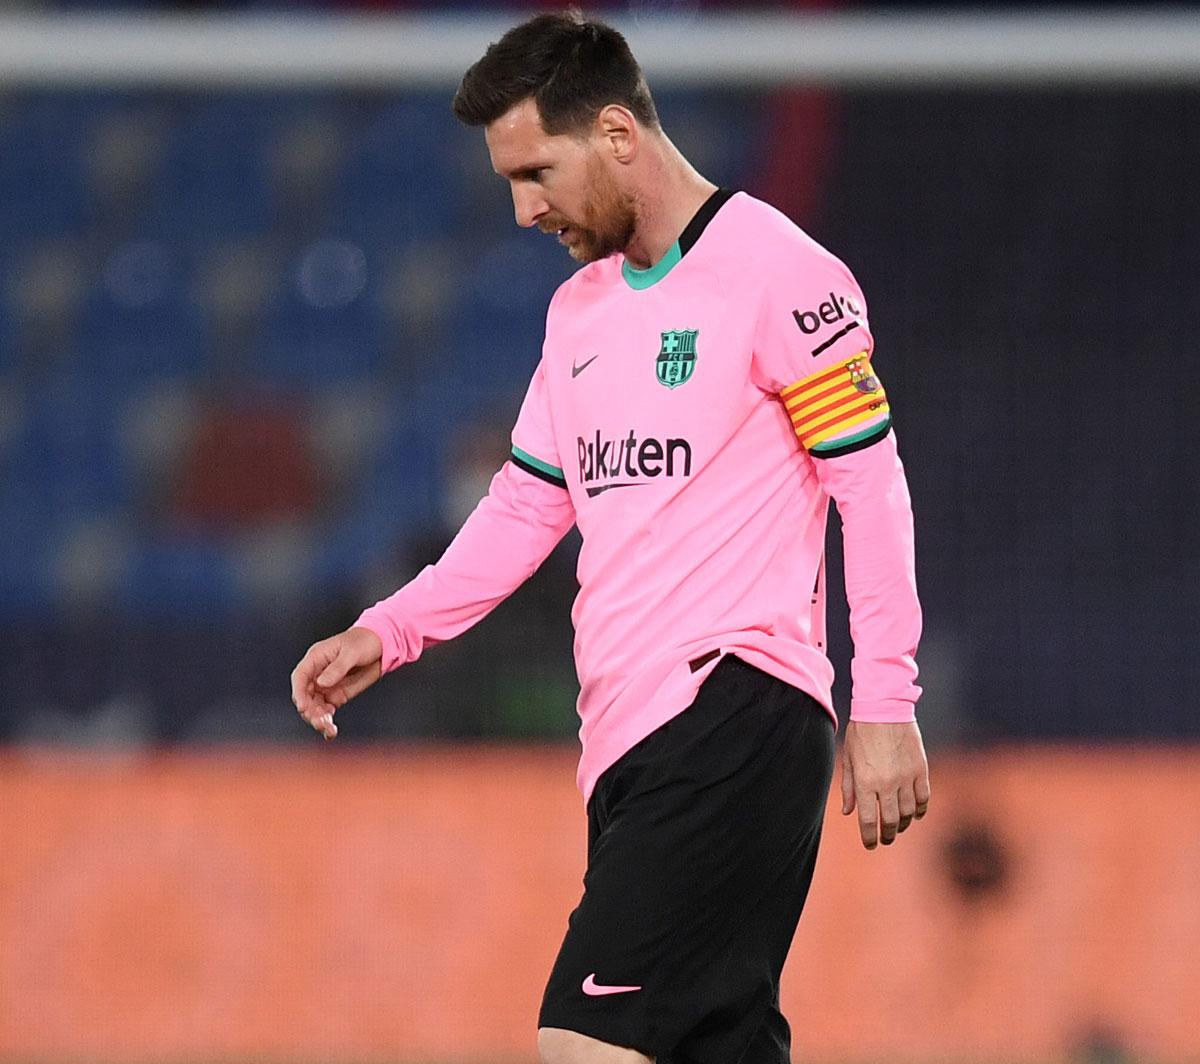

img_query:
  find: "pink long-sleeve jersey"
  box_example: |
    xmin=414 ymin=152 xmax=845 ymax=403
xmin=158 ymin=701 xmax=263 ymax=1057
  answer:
xmin=356 ymin=190 xmax=922 ymax=802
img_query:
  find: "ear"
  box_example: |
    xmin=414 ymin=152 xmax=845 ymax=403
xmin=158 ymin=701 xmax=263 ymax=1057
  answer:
xmin=595 ymin=104 xmax=639 ymax=165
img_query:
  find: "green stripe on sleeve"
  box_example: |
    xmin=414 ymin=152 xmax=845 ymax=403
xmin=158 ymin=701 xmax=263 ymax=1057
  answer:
xmin=809 ymin=414 xmax=893 ymax=458
xmin=511 ymin=446 xmax=567 ymax=487
xmin=512 ymin=447 xmax=564 ymax=479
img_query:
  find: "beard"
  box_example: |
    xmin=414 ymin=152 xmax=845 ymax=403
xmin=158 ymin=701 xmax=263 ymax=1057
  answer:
xmin=541 ymin=156 xmax=637 ymax=264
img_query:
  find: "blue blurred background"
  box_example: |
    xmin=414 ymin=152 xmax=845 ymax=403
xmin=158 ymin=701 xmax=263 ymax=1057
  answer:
xmin=0 ymin=1 xmax=1196 ymax=754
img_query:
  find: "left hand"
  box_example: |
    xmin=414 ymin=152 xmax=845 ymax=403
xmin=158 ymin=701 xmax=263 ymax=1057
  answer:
xmin=840 ymin=720 xmax=930 ymax=849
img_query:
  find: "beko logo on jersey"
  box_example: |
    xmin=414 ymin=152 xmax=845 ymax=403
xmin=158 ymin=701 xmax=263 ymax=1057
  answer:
xmin=791 ymin=291 xmax=863 ymax=335
xmin=792 ymin=291 xmax=866 ymax=357
xmin=577 ymin=429 xmax=693 ymax=497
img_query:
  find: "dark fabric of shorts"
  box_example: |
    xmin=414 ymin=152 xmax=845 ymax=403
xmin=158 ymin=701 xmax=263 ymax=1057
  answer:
xmin=538 ymin=654 xmax=836 ymax=1063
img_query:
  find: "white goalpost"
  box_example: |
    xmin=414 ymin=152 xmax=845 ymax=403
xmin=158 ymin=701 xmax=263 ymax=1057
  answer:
xmin=0 ymin=9 xmax=1198 ymax=89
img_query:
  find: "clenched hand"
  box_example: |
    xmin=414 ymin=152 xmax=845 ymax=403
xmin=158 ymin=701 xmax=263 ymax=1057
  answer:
xmin=840 ymin=720 xmax=931 ymax=849
xmin=290 ymin=626 xmax=384 ymax=739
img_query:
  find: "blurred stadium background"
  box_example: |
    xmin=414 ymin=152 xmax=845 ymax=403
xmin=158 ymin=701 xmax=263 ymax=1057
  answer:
xmin=1 ymin=1 xmax=1197 ymax=1062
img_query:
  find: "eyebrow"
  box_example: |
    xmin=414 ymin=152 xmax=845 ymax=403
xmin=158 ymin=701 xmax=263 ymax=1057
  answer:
xmin=498 ymin=164 xmax=547 ymax=180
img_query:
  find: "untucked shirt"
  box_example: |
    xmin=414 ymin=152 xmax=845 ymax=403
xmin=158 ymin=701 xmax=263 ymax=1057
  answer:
xmin=357 ymin=190 xmax=922 ymax=803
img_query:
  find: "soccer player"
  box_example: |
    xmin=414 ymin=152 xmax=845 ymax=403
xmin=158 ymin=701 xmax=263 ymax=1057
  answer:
xmin=291 ymin=11 xmax=930 ymax=1063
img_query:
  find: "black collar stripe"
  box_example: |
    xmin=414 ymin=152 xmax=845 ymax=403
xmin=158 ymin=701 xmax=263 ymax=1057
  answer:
xmin=678 ymin=187 xmax=736 ymax=258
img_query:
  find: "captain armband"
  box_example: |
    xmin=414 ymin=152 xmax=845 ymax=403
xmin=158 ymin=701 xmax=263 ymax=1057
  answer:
xmin=780 ymin=353 xmax=893 ymax=459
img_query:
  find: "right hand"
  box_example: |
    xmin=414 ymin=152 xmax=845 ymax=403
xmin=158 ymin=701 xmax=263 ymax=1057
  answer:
xmin=290 ymin=626 xmax=384 ymax=739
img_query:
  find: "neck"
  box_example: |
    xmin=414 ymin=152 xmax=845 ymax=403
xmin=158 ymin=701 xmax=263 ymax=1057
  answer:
xmin=622 ymin=136 xmax=718 ymax=270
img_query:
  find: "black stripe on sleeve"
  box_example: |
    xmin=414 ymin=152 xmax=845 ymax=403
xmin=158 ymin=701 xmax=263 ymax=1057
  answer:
xmin=510 ymin=452 xmax=568 ymax=489
xmin=808 ymin=418 xmax=893 ymax=460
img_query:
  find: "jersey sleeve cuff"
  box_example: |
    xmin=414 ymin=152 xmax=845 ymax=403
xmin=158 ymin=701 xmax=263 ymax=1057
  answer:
xmin=353 ymin=607 xmax=405 ymax=674
xmin=510 ymin=446 xmax=567 ymax=489
xmin=848 ymin=698 xmax=917 ymax=724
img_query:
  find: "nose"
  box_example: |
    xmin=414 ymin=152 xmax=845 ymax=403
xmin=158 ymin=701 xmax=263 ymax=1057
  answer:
xmin=512 ymin=183 xmax=548 ymax=229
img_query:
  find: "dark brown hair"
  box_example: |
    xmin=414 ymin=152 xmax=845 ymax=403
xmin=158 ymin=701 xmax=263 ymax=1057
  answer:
xmin=452 ymin=10 xmax=660 ymax=135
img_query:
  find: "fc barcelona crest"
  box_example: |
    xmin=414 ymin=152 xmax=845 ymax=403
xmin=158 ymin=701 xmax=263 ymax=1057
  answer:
xmin=657 ymin=329 xmax=698 ymax=389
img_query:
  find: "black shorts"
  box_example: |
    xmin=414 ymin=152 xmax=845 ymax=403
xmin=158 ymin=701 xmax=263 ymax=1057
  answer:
xmin=538 ymin=654 xmax=836 ymax=1063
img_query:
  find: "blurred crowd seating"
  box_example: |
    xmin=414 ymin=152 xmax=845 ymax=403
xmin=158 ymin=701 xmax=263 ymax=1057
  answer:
xmin=0 ymin=88 xmax=765 ymax=742
xmin=0 ymin=89 xmax=760 ymax=619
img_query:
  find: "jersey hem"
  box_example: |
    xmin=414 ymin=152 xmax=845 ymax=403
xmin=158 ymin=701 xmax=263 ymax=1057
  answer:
xmin=576 ymin=636 xmax=839 ymax=803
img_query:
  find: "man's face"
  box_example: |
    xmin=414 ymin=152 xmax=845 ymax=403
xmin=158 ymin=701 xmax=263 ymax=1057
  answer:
xmin=485 ymin=98 xmax=636 ymax=264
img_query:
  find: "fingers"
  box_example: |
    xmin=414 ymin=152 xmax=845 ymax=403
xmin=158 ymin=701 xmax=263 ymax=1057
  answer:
xmin=898 ymin=785 xmax=917 ymax=833
xmin=857 ymin=782 xmax=932 ymax=850
xmin=856 ymin=791 xmax=879 ymax=849
xmin=290 ymin=640 xmax=331 ymax=712
xmin=290 ymin=639 xmax=342 ymax=740
xmin=840 ymin=747 xmax=856 ymax=816
xmin=853 ymin=789 xmax=896 ymax=850
xmin=915 ymin=772 xmax=931 ymax=820
xmin=856 ymin=786 xmax=928 ymax=848
xmin=295 ymin=697 xmax=338 ymax=740
xmin=878 ymin=791 xmax=900 ymax=846
xmin=295 ymin=690 xmax=338 ymax=739
xmin=298 ymin=705 xmax=338 ymax=740
xmin=316 ymin=645 xmax=348 ymax=689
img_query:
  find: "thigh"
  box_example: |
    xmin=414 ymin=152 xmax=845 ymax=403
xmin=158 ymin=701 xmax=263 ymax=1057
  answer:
xmin=539 ymin=656 xmax=836 ymax=1062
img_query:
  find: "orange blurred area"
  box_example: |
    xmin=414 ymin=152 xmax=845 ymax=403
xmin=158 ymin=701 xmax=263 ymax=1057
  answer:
xmin=2 ymin=744 xmax=1198 ymax=1064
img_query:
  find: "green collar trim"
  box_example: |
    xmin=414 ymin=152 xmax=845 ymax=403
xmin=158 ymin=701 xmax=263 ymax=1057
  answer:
xmin=621 ymin=240 xmax=682 ymax=291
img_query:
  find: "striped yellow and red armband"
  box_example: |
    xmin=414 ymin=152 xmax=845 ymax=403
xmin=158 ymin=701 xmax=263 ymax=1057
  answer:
xmin=780 ymin=352 xmax=892 ymax=456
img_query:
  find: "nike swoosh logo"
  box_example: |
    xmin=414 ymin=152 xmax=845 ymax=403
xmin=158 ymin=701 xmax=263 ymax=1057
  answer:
xmin=572 ymin=355 xmax=600 ymax=378
xmin=582 ymin=973 xmax=642 ymax=997
xmin=584 ymin=483 xmax=647 ymax=497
